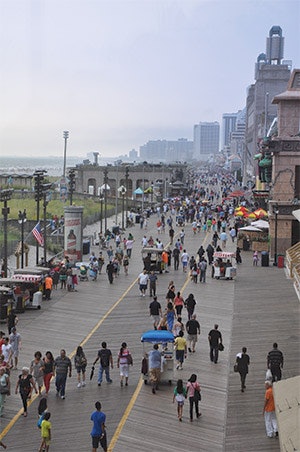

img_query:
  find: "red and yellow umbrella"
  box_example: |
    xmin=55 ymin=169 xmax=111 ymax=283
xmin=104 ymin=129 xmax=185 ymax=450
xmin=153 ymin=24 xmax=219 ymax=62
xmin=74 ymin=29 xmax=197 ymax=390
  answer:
xmin=253 ymin=208 xmax=268 ymax=218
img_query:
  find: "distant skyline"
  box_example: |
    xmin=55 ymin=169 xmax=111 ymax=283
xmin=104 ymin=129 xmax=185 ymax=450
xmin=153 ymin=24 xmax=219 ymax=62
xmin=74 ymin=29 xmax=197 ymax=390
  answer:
xmin=1 ymin=0 xmax=299 ymax=159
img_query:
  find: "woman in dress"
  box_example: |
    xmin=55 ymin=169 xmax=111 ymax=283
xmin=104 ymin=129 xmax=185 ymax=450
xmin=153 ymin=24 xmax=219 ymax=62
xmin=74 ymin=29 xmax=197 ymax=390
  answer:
xmin=30 ymin=351 xmax=44 ymax=396
xmin=74 ymin=346 xmax=87 ymax=388
xmin=186 ymin=374 xmax=201 ymax=422
xmin=43 ymin=351 xmax=54 ymax=396
xmin=0 ymin=366 xmax=10 ymax=417
xmin=117 ymin=342 xmax=132 ymax=387
xmin=166 ymin=302 xmax=176 ymax=332
xmin=173 ymin=379 xmax=187 ymax=421
xmin=15 ymin=367 xmax=37 ymax=416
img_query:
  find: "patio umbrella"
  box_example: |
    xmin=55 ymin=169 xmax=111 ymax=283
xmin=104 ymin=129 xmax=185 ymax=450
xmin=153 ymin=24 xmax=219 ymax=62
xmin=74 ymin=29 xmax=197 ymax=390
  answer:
xmin=234 ymin=211 xmax=245 ymax=217
xmin=253 ymin=208 xmax=268 ymax=218
xmin=134 ymin=187 xmax=144 ymax=195
xmin=247 ymin=213 xmax=257 ymax=219
xmin=251 ymin=219 xmax=269 ymax=229
xmin=238 ymin=226 xmax=263 ymax=232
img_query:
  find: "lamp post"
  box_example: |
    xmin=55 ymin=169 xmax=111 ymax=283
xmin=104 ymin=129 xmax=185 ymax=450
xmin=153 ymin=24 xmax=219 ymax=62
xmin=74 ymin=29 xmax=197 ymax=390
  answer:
xmin=42 ymin=183 xmax=52 ymax=265
xmin=99 ymin=189 xmax=104 ymax=235
xmin=18 ymin=209 xmax=27 ymax=268
xmin=63 ymin=131 xmax=69 ymax=178
xmin=103 ymin=168 xmax=109 ymax=233
xmin=118 ymin=186 xmax=127 ymax=231
xmin=0 ymin=189 xmax=13 ymax=277
xmin=125 ymin=166 xmax=129 ymax=223
xmin=33 ymin=170 xmax=47 ymax=265
xmin=273 ymin=203 xmax=279 ymax=266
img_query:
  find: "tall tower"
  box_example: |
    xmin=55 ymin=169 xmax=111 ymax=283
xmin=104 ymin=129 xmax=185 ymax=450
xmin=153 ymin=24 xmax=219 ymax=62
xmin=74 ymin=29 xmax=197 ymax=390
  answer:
xmin=266 ymin=26 xmax=284 ymax=65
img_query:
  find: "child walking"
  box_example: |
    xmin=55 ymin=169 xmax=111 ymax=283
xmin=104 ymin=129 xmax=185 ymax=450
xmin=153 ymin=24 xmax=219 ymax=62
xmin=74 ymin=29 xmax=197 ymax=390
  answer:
xmin=39 ymin=412 xmax=51 ymax=452
xmin=173 ymin=379 xmax=187 ymax=421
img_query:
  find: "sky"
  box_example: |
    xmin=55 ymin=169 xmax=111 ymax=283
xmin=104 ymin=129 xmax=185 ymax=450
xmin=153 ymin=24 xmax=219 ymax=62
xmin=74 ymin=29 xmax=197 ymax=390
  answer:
xmin=0 ymin=0 xmax=299 ymax=159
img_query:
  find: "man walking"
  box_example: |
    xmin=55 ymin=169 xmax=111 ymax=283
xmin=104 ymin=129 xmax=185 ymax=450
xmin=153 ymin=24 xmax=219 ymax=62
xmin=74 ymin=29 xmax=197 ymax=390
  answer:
xmin=9 ymin=327 xmax=21 ymax=369
xmin=208 ymin=324 xmax=223 ymax=364
xmin=236 ymin=347 xmax=250 ymax=392
xmin=199 ymin=258 xmax=207 ymax=283
xmin=181 ymin=249 xmax=189 ymax=273
xmin=263 ymin=381 xmax=278 ymax=438
xmin=186 ymin=315 xmax=200 ymax=353
xmin=267 ymin=343 xmax=284 ymax=382
xmin=149 ymin=296 xmax=162 ymax=330
xmin=138 ymin=269 xmax=149 ymax=297
xmin=44 ymin=274 xmax=53 ymax=300
xmin=54 ymin=349 xmax=72 ymax=399
xmin=148 ymin=271 xmax=157 ymax=297
xmin=173 ymin=247 xmax=180 ymax=271
xmin=93 ymin=342 xmax=113 ymax=386
xmin=91 ymin=401 xmax=107 ymax=452
xmin=148 ymin=344 xmax=162 ymax=394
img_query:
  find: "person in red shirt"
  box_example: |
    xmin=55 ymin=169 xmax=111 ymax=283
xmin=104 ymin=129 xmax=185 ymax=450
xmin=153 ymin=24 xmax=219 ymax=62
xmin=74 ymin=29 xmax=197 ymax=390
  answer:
xmin=0 ymin=331 xmax=6 ymax=355
xmin=263 ymin=381 xmax=278 ymax=438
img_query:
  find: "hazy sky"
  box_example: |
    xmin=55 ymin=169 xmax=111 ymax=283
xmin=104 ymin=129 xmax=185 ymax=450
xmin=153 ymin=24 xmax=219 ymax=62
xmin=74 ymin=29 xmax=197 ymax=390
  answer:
xmin=1 ymin=0 xmax=299 ymax=159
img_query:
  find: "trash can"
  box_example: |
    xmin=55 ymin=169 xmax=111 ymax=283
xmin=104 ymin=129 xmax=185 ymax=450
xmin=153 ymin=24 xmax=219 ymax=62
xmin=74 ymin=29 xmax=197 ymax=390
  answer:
xmin=15 ymin=295 xmax=25 ymax=313
xmin=277 ymin=255 xmax=284 ymax=268
xmin=261 ymin=251 xmax=269 ymax=267
xmin=82 ymin=240 xmax=90 ymax=255
xmin=135 ymin=214 xmax=141 ymax=224
xmin=243 ymin=239 xmax=250 ymax=251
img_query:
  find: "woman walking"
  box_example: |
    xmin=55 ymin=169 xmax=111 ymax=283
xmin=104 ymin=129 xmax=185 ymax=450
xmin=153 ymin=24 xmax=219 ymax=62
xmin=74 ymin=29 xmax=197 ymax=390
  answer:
xmin=30 ymin=351 xmax=44 ymax=396
xmin=117 ymin=342 xmax=132 ymax=387
xmin=0 ymin=366 xmax=10 ymax=417
xmin=43 ymin=351 xmax=54 ymax=396
xmin=173 ymin=379 xmax=187 ymax=421
xmin=186 ymin=374 xmax=201 ymax=422
xmin=174 ymin=291 xmax=184 ymax=317
xmin=74 ymin=346 xmax=87 ymax=388
xmin=15 ymin=367 xmax=37 ymax=417
xmin=166 ymin=302 xmax=176 ymax=332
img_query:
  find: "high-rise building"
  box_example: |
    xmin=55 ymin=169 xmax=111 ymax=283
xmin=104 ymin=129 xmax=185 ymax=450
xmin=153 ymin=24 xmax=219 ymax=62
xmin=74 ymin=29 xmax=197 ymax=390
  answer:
xmin=222 ymin=113 xmax=238 ymax=149
xmin=244 ymin=26 xmax=291 ymax=180
xmin=193 ymin=122 xmax=220 ymax=161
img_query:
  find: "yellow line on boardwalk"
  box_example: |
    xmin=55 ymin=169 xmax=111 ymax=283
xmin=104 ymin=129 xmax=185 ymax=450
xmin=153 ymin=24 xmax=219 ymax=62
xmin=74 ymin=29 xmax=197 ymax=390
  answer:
xmin=0 ymin=277 xmax=138 ymax=442
xmin=108 ymin=377 xmax=144 ymax=451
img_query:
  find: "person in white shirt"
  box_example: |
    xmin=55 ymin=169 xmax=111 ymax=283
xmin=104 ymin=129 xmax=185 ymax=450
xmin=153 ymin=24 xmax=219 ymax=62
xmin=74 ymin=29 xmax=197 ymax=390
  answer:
xmin=181 ymin=250 xmax=189 ymax=273
xmin=138 ymin=270 xmax=149 ymax=297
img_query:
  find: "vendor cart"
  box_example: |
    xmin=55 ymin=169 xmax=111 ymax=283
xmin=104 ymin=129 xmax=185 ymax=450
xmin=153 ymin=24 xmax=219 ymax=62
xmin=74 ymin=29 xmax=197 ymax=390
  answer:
xmin=141 ymin=330 xmax=174 ymax=385
xmin=213 ymin=252 xmax=237 ymax=280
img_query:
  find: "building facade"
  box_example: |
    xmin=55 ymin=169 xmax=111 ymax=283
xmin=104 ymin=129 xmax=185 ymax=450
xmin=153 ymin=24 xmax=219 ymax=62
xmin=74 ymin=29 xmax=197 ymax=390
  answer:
xmin=139 ymin=139 xmax=193 ymax=163
xmin=244 ymin=26 xmax=291 ymax=180
xmin=193 ymin=121 xmax=220 ymax=161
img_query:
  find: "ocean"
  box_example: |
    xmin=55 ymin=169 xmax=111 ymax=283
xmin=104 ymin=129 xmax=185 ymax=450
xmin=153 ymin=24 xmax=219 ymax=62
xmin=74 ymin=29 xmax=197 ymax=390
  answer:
xmin=0 ymin=156 xmax=85 ymax=177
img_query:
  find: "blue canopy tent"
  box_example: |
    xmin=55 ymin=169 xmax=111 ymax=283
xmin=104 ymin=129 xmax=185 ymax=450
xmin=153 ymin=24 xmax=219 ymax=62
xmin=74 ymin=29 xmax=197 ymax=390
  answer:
xmin=141 ymin=330 xmax=174 ymax=344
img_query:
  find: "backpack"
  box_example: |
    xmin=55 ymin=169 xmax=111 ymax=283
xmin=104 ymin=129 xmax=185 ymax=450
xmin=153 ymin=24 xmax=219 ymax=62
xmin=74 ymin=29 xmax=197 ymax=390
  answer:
xmin=37 ymin=412 xmax=45 ymax=429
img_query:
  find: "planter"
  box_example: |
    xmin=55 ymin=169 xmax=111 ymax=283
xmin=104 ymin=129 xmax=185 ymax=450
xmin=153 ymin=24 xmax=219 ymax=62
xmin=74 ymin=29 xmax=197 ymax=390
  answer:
xmin=251 ymin=241 xmax=269 ymax=252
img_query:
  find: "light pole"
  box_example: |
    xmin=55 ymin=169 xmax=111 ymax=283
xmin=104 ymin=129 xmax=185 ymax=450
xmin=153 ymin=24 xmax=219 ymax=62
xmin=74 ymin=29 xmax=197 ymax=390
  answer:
xmin=33 ymin=170 xmax=47 ymax=265
xmin=273 ymin=203 xmax=279 ymax=266
xmin=103 ymin=168 xmax=109 ymax=233
xmin=125 ymin=166 xmax=129 ymax=223
xmin=42 ymin=183 xmax=52 ymax=265
xmin=63 ymin=131 xmax=69 ymax=178
xmin=0 ymin=189 xmax=13 ymax=277
xmin=99 ymin=189 xmax=104 ymax=235
xmin=118 ymin=186 xmax=127 ymax=231
xmin=18 ymin=209 xmax=27 ymax=268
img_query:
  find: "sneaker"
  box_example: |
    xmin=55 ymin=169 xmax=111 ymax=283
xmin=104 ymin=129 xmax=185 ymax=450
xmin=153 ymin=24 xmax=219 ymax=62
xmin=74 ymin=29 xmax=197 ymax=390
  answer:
xmin=152 ymin=388 xmax=156 ymax=394
xmin=98 ymin=383 xmax=101 ymax=387
xmin=107 ymin=379 xmax=113 ymax=384
xmin=81 ymin=382 xmax=86 ymax=387
xmin=188 ymin=347 xmax=192 ymax=353
xmin=61 ymin=395 xmax=65 ymax=400
xmin=77 ymin=382 xmax=81 ymax=388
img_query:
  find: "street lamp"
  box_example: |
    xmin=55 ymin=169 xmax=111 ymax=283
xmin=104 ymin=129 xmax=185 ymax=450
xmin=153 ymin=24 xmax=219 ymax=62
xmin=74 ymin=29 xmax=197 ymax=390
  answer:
xmin=118 ymin=185 xmax=127 ymax=231
xmin=99 ymin=189 xmax=104 ymax=235
xmin=0 ymin=189 xmax=13 ymax=277
xmin=18 ymin=209 xmax=27 ymax=269
xmin=63 ymin=130 xmax=69 ymax=178
xmin=42 ymin=183 xmax=52 ymax=265
xmin=102 ymin=168 xmax=109 ymax=233
xmin=33 ymin=170 xmax=47 ymax=265
xmin=125 ymin=166 xmax=129 ymax=222
xmin=273 ymin=203 xmax=279 ymax=266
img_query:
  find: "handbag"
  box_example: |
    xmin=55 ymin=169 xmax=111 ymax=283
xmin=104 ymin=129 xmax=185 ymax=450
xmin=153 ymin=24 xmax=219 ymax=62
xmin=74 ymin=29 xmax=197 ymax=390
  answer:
xmin=234 ymin=363 xmax=238 ymax=373
xmin=192 ymin=384 xmax=201 ymax=401
xmin=127 ymin=354 xmax=133 ymax=365
xmin=0 ymin=386 xmax=10 ymax=395
xmin=218 ymin=343 xmax=224 ymax=351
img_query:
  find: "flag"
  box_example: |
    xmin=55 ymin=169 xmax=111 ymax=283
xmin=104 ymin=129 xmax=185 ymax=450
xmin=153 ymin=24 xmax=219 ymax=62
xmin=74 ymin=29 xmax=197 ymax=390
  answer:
xmin=32 ymin=222 xmax=44 ymax=246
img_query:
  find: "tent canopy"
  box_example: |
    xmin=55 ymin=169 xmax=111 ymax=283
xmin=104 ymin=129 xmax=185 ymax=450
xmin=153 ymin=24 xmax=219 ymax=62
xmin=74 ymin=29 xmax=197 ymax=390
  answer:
xmin=141 ymin=330 xmax=174 ymax=343
xmin=239 ymin=226 xmax=263 ymax=232
xmin=134 ymin=187 xmax=144 ymax=195
xmin=250 ymin=220 xmax=269 ymax=229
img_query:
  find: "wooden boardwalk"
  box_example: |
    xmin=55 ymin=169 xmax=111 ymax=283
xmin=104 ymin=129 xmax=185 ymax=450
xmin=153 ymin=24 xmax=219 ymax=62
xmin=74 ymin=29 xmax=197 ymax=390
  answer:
xmin=0 ymin=213 xmax=299 ymax=451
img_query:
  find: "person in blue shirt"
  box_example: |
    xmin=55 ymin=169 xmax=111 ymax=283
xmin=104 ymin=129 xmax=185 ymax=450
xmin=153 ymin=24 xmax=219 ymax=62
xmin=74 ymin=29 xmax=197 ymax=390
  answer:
xmin=148 ymin=344 xmax=162 ymax=394
xmin=91 ymin=401 xmax=107 ymax=452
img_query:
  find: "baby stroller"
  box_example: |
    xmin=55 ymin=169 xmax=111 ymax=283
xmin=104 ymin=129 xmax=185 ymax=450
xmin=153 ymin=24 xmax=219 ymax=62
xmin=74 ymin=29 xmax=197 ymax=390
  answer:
xmin=79 ymin=265 xmax=88 ymax=281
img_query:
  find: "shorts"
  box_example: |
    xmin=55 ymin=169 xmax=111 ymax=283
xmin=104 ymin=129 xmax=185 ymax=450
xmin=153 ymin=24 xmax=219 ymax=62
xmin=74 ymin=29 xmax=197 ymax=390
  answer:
xmin=42 ymin=437 xmax=51 ymax=447
xmin=149 ymin=368 xmax=161 ymax=384
xmin=151 ymin=315 xmax=160 ymax=324
xmin=187 ymin=334 xmax=197 ymax=343
xmin=76 ymin=365 xmax=87 ymax=374
xmin=119 ymin=363 xmax=129 ymax=377
xmin=92 ymin=432 xmax=107 ymax=450
xmin=176 ymin=350 xmax=184 ymax=363
xmin=139 ymin=284 xmax=147 ymax=291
